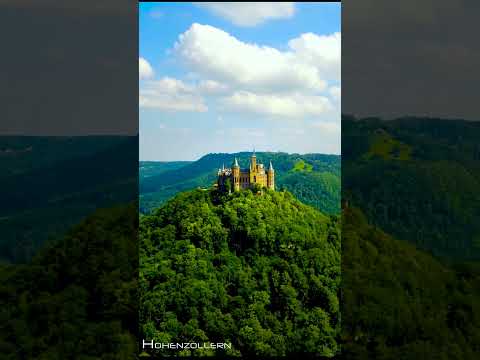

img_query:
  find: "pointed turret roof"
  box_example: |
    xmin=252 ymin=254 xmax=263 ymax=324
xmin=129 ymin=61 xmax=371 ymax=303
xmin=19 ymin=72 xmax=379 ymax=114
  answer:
xmin=233 ymin=157 xmax=239 ymax=167
xmin=269 ymin=160 xmax=274 ymax=171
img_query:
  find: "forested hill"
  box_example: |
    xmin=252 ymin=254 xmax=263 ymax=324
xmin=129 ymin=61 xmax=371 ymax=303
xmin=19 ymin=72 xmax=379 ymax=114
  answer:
xmin=342 ymin=206 xmax=480 ymax=359
xmin=140 ymin=188 xmax=341 ymax=357
xmin=0 ymin=136 xmax=137 ymax=263
xmin=140 ymin=152 xmax=340 ymax=215
xmin=0 ymin=204 xmax=138 ymax=358
xmin=343 ymin=115 xmax=480 ymax=260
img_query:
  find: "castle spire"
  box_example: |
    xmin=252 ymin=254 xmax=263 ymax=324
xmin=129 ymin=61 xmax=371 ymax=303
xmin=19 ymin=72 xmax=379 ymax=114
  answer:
xmin=269 ymin=160 xmax=274 ymax=171
xmin=233 ymin=157 xmax=239 ymax=167
xmin=250 ymin=149 xmax=257 ymax=170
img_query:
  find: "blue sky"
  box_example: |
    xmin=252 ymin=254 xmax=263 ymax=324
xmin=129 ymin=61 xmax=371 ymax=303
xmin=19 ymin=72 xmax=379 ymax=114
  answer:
xmin=140 ymin=2 xmax=341 ymax=161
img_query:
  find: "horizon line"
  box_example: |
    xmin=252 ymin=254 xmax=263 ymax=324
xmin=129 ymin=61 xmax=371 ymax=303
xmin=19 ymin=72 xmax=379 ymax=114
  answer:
xmin=140 ymin=151 xmax=341 ymax=163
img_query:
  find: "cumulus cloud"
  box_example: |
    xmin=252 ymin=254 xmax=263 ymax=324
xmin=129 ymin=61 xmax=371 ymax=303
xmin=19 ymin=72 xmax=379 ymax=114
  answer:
xmin=141 ymin=24 xmax=340 ymax=119
xmin=139 ymin=57 xmax=154 ymax=79
xmin=173 ymin=23 xmax=339 ymax=93
xmin=140 ymin=77 xmax=207 ymax=112
xmin=222 ymin=91 xmax=332 ymax=118
xmin=196 ymin=2 xmax=295 ymax=27
xmin=288 ymin=32 xmax=341 ymax=80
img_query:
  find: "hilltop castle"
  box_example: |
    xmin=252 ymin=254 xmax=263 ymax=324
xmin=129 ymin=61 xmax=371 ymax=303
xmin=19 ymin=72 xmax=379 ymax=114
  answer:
xmin=217 ymin=153 xmax=275 ymax=192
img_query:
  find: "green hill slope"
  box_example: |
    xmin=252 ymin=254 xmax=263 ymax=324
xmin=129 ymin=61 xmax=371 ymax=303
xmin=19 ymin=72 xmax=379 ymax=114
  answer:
xmin=140 ymin=161 xmax=192 ymax=178
xmin=139 ymin=152 xmax=340 ymax=215
xmin=342 ymin=206 xmax=480 ymax=359
xmin=343 ymin=116 xmax=480 ymax=260
xmin=140 ymin=188 xmax=340 ymax=357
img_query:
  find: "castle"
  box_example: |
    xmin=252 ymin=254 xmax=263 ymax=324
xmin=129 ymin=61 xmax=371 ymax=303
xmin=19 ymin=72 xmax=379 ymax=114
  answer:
xmin=217 ymin=152 xmax=275 ymax=192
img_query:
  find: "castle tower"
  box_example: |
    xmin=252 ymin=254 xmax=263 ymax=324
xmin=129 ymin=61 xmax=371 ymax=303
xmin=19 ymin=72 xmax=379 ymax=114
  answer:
xmin=267 ymin=160 xmax=275 ymax=190
xmin=232 ymin=157 xmax=240 ymax=191
xmin=249 ymin=151 xmax=257 ymax=184
xmin=250 ymin=151 xmax=257 ymax=170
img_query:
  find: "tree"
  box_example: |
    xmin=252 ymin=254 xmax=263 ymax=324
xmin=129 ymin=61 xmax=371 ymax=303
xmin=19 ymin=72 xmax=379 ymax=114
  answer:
xmin=139 ymin=189 xmax=341 ymax=357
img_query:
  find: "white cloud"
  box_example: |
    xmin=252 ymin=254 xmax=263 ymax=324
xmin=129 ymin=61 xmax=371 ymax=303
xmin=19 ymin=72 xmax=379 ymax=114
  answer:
xmin=222 ymin=91 xmax=332 ymax=118
xmin=311 ymin=121 xmax=340 ymax=133
xmin=198 ymin=79 xmax=229 ymax=94
xmin=196 ymin=2 xmax=295 ymax=27
xmin=141 ymin=24 xmax=341 ymax=119
xmin=139 ymin=57 xmax=154 ymax=80
xmin=140 ymin=77 xmax=207 ymax=112
xmin=173 ymin=23 xmax=336 ymax=93
xmin=288 ymin=32 xmax=341 ymax=81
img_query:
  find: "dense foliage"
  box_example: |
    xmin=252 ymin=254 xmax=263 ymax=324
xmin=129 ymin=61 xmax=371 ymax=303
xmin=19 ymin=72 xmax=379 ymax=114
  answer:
xmin=139 ymin=188 xmax=340 ymax=357
xmin=343 ymin=115 xmax=480 ymax=358
xmin=139 ymin=152 xmax=341 ymax=215
xmin=343 ymin=116 xmax=480 ymax=260
xmin=0 ymin=204 xmax=138 ymax=359
xmin=342 ymin=206 xmax=480 ymax=359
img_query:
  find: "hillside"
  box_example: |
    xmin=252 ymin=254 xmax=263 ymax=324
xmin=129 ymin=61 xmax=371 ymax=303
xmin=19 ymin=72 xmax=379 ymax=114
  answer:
xmin=0 ymin=204 xmax=138 ymax=359
xmin=0 ymin=136 xmax=138 ymax=263
xmin=342 ymin=206 xmax=480 ymax=359
xmin=140 ymin=161 xmax=192 ymax=178
xmin=140 ymin=188 xmax=340 ymax=357
xmin=343 ymin=116 xmax=480 ymax=260
xmin=139 ymin=152 xmax=340 ymax=215
xmin=0 ymin=136 xmax=129 ymax=179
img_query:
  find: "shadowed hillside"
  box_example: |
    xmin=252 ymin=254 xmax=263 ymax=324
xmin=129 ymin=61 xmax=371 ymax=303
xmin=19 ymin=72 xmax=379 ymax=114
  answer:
xmin=0 ymin=136 xmax=138 ymax=263
xmin=342 ymin=206 xmax=480 ymax=359
xmin=0 ymin=204 xmax=138 ymax=359
xmin=342 ymin=115 xmax=480 ymax=358
xmin=343 ymin=116 xmax=480 ymax=260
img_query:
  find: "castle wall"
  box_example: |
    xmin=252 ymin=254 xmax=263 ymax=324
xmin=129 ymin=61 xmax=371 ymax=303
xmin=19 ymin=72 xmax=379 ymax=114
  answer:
xmin=218 ymin=156 xmax=274 ymax=192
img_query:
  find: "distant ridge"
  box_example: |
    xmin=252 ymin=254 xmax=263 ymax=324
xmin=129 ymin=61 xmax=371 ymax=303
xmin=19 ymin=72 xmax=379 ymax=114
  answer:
xmin=140 ymin=152 xmax=340 ymax=215
xmin=0 ymin=136 xmax=137 ymax=263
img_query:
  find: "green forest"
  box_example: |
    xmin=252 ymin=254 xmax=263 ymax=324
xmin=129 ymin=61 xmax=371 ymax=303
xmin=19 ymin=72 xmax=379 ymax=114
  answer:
xmin=139 ymin=188 xmax=341 ymax=357
xmin=139 ymin=152 xmax=340 ymax=216
xmin=342 ymin=116 xmax=480 ymax=358
xmin=342 ymin=206 xmax=480 ymax=359
xmin=0 ymin=204 xmax=138 ymax=359
xmin=343 ymin=116 xmax=480 ymax=260
xmin=3 ymin=118 xmax=480 ymax=358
